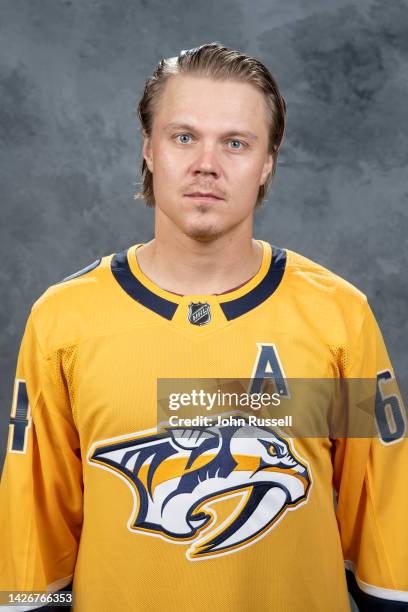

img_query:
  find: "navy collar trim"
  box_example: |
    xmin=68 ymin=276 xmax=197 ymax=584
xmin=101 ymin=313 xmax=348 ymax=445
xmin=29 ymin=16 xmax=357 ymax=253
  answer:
xmin=220 ymin=246 xmax=286 ymax=320
xmin=111 ymin=250 xmax=178 ymax=320
xmin=111 ymin=246 xmax=286 ymax=321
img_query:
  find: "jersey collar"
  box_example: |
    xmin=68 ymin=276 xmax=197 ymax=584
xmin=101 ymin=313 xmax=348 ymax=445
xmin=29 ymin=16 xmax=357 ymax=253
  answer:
xmin=110 ymin=240 xmax=286 ymax=321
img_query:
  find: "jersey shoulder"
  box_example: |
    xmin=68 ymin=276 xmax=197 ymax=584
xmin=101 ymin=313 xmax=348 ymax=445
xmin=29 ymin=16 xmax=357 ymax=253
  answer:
xmin=285 ymin=247 xmax=367 ymax=304
xmin=33 ymin=252 xmax=112 ymax=307
xmin=30 ymin=252 xmax=117 ymax=355
xmin=283 ymin=247 xmax=370 ymax=344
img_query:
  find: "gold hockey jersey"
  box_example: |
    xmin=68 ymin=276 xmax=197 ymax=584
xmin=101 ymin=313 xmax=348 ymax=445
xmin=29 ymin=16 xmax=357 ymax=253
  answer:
xmin=0 ymin=239 xmax=407 ymax=611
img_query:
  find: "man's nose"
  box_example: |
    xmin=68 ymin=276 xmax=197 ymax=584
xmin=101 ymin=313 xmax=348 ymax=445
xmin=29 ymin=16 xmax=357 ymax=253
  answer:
xmin=192 ymin=145 xmax=220 ymax=176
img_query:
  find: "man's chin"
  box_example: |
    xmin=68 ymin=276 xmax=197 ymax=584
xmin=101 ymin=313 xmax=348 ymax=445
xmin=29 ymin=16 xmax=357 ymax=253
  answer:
xmin=184 ymin=222 xmax=223 ymax=241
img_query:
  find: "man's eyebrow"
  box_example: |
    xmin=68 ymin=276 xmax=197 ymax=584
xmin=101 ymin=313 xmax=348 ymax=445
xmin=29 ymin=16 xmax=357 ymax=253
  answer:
xmin=164 ymin=122 xmax=259 ymax=141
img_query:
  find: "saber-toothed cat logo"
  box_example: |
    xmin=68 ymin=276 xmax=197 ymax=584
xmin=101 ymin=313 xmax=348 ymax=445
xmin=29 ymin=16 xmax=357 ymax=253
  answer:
xmin=88 ymin=418 xmax=311 ymax=560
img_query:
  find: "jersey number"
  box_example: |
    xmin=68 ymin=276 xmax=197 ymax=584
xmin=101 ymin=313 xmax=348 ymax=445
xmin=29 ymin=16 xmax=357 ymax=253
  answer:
xmin=375 ymin=370 xmax=406 ymax=444
xmin=9 ymin=379 xmax=31 ymax=453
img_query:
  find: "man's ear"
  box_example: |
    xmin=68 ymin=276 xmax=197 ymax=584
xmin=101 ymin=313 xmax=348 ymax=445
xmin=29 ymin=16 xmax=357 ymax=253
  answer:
xmin=142 ymin=129 xmax=154 ymax=173
xmin=260 ymin=152 xmax=274 ymax=186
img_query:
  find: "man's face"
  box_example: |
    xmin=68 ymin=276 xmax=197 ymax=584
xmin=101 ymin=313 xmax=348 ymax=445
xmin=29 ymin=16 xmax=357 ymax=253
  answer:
xmin=143 ymin=74 xmax=273 ymax=241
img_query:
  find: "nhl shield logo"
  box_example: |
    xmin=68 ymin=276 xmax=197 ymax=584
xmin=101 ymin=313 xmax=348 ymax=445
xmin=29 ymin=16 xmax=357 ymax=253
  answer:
xmin=188 ymin=302 xmax=211 ymax=326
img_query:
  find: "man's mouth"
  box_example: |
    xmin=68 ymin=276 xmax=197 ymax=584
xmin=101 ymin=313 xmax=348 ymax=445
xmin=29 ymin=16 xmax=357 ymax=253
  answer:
xmin=185 ymin=192 xmax=223 ymax=201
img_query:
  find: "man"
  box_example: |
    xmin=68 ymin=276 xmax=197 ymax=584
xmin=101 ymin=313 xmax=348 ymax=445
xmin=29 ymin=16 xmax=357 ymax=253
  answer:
xmin=0 ymin=43 xmax=407 ymax=611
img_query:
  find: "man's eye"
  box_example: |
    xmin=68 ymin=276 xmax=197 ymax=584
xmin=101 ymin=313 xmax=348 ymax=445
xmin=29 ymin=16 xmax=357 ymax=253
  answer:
xmin=228 ymin=140 xmax=245 ymax=149
xmin=175 ymin=134 xmax=192 ymax=144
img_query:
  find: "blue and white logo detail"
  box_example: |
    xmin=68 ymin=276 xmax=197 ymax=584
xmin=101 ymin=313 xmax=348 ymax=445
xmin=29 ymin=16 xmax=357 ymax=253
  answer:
xmin=87 ymin=416 xmax=311 ymax=560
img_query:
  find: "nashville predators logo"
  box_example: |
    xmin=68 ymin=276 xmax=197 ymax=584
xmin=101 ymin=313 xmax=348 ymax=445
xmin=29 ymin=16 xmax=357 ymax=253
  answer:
xmin=87 ymin=418 xmax=311 ymax=560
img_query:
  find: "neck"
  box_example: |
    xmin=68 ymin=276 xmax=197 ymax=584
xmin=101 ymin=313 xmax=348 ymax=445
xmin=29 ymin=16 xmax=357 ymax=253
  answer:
xmin=136 ymin=218 xmax=262 ymax=296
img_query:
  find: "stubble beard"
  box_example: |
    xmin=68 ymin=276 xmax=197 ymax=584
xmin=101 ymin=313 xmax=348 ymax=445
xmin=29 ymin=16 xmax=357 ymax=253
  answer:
xmin=184 ymin=217 xmax=221 ymax=241
xmin=181 ymin=201 xmax=225 ymax=241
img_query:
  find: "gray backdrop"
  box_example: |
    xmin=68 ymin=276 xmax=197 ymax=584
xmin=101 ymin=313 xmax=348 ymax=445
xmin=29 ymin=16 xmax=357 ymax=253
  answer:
xmin=0 ymin=4 xmax=407 ymax=607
